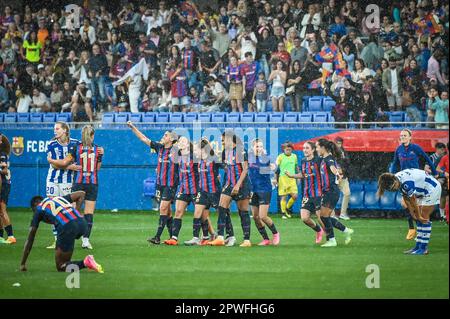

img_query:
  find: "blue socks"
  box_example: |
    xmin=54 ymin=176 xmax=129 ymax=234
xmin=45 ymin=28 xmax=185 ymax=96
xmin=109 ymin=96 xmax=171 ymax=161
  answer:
xmin=416 ymin=221 xmax=432 ymax=251
xmin=239 ymin=210 xmax=251 ymax=240
xmin=217 ymin=207 xmax=227 ymax=237
xmin=171 ymin=218 xmax=182 ymax=239
xmin=155 ymin=215 xmax=168 ymax=239
xmin=84 ymin=215 xmax=93 ymax=238
xmin=4 ymin=225 xmax=13 ymax=237
xmin=193 ymin=218 xmax=202 ymax=238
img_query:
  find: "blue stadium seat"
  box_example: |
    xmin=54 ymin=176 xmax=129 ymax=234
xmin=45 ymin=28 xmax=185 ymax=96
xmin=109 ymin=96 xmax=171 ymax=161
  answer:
xmin=212 ymin=113 xmax=226 ymax=123
xmin=349 ymin=183 xmax=364 ymax=209
xmin=143 ymin=178 xmax=157 ymax=197
xmin=43 ymin=113 xmax=57 ymax=123
xmin=114 ymin=112 xmax=129 ymax=123
xmin=255 ymin=113 xmax=269 ymax=123
xmin=56 ymin=113 xmax=72 ymax=123
xmin=299 ymin=112 xmax=313 ymax=127
xmin=364 ymin=182 xmax=380 ymax=209
xmin=170 ymin=113 xmax=184 ymax=123
xmin=102 ymin=113 xmax=115 ymax=124
xmin=313 ymin=112 xmax=328 ymax=124
xmin=184 ymin=113 xmax=198 ymax=124
xmin=389 ymin=112 xmax=405 ymax=127
xmin=17 ymin=113 xmax=30 ymax=122
xmin=302 ymin=96 xmax=310 ymax=110
xmin=308 ymin=97 xmax=323 ymax=112
xmin=0 ymin=113 xmax=4 ymax=122
xmin=241 ymin=113 xmax=255 ymax=125
xmin=142 ymin=112 xmax=156 ymax=123
xmin=129 ymin=113 xmax=143 ymax=123
xmin=380 ymin=192 xmax=397 ymax=210
xmin=5 ymin=113 xmax=17 ymax=123
xmin=395 ymin=192 xmax=404 ymax=209
xmin=30 ymin=113 xmax=43 ymax=123
xmin=269 ymin=113 xmax=283 ymax=124
xmin=283 ymin=113 xmax=298 ymax=123
xmin=198 ymin=113 xmax=211 ymax=123
xmin=156 ymin=112 xmax=170 ymax=123
xmin=322 ymin=97 xmax=336 ymax=111
xmin=226 ymin=113 xmax=240 ymax=123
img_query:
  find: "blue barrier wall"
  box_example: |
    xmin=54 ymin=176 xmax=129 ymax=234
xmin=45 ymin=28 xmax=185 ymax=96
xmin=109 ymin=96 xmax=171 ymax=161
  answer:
xmin=2 ymin=127 xmax=342 ymax=212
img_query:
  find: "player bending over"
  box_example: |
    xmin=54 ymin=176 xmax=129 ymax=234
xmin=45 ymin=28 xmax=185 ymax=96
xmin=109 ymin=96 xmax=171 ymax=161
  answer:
xmin=20 ymin=191 xmax=103 ymax=273
xmin=378 ymin=168 xmax=442 ymax=255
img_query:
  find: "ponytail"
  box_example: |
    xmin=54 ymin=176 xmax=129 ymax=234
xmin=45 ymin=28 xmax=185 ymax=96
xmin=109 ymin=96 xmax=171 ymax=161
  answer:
xmin=377 ymin=173 xmax=397 ymax=198
xmin=317 ymin=138 xmax=342 ymax=160
xmin=81 ymin=125 xmax=95 ymax=147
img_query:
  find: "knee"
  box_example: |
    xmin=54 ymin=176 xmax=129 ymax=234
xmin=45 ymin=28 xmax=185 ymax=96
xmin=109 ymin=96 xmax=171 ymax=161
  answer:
xmin=175 ymin=210 xmax=184 ymax=219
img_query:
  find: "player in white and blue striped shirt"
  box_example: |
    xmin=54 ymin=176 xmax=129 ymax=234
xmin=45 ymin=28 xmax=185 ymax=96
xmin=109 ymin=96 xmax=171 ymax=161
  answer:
xmin=45 ymin=122 xmax=80 ymax=249
xmin=378 ymin=168 xmax=442 ymax=255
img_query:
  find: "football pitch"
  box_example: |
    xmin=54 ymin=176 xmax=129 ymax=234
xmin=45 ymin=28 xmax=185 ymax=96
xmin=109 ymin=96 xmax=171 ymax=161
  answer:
xmin=0 ymin=209 xmax=448 ymax=299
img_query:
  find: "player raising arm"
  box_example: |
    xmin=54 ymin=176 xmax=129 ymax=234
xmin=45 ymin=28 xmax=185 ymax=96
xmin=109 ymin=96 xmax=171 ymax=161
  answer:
xmin=20 ymin=191 xmax=103 ymax=273
xmin=378 ymin=168 xmax=442 ymax=255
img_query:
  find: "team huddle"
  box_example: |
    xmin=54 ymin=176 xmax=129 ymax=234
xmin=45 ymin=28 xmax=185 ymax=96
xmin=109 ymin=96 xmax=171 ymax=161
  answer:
xmin=3 ymin=123 xmax=444 ymax=273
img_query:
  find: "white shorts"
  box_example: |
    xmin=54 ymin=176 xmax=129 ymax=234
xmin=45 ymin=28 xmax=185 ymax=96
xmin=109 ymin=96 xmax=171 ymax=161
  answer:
xmin=46 ymin=182 xmax=72 ymax=197
xmin=417 ymin=183 xmax=442 ymax=206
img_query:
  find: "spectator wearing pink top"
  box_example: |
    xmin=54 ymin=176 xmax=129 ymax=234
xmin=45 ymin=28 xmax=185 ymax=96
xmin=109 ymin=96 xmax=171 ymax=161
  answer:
xmin=427 ymin=49 xmax=448 ymax=89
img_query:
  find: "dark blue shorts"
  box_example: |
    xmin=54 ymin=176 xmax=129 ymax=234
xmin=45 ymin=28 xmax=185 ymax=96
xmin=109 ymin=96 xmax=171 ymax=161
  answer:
xmin=321 ymin=189 xmax=340 ymax=210
xmin=301 ymin=196 xmax=321 ymax=213
xmin=56 ymin=219 xmax=87 ymax=253
xmin=250 ymin=192 xmax=272 ymax=207
xmin=72 ymin=183 xmax=98 ymax=201
xmin=222 ymin=179 xmax=252 ymax=201
xmin=195 ymin=191 xmax=220 ymax=209
xmin=0 ymin=183 xmax=10 ymax=205
xmin=176 ymin=192 xmax=197 ymax=204
xmin=156 ymin=185 xmax=177 ymax=203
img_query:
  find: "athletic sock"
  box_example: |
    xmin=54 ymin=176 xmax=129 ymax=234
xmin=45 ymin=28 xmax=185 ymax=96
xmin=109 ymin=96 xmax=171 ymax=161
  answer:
xmin=406 ymin=211 xmax=414 ymax=229
xmin=155 ymin=215 xmax=168 ymax=239
xmin=440 ymin=208 xmax=445 ymax=219
xmin=217 ymin=207 xmax=227 ymax=237
xmin=331 ymin=217 xmax=346 ymax=232
xmin=84 ymin=215 xmax=93 ymax=238
xmin=52 ymin=225 xmax=58 ymax=237
xmin=287 ymin=198 xmax=295 ymax=209
xmin=225 ymin=209 xmax=234 ymax=237
xmin=312 ymin=223 xmax=321 ymax=232
xmin=0 ymin=228 xmax=3 ymax=238
xmin=321 ymin=217 xmax=334 ymax=240
xmin=239 ymin=210 xmax=251 ymax=240
xmin=171 ymin=218 xmax=182 ymax=239
xmin=5 ymin=225 xmax=14 ymax=237
xmin=193 ymin=218 xmax=202 ymax=238
xmin=280 ymin=199 xmax=287 ymax=213
xmin=65 ymin=260 xmax=86 ymax=271
xmin=257 ymin=226 xmax=269 ymax=240
xmin=167 ymin=217 xmax=173 ymax=238
xmin=201 ymin=219 xmax=209 ymax=237
xmin=267 ymin=223 xmax=278 ymax=234
xmin=420 ymin=221 xmax=432 ymax=251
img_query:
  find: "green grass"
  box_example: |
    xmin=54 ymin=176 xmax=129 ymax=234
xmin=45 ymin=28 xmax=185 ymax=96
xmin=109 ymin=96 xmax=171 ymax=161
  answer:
xmin=0 ymin=209 xmax=448 ymax=299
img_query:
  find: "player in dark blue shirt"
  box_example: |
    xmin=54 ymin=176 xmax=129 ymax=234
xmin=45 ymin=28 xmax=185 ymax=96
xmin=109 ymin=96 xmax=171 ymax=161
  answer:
xmin=286 ymin=141 xmax=325 ymax=244
xmin=164 ymin=136 xmax=199 ymax=245
xmin=391 ymin=129 xmax=437 ymax=240
xmin=0 ymin=134 xmax=15 ymax=245
xmin=128 ymin=121 xmax=179 ymax=245
xmin=209 ymin=131 xmax=252 ymax=247
xmin=316 ymin=139 xmax=354 ymax=248
xmin=248 ymin=139 xmax=280 ymax=246
xmin=20 ymin=191 xmax=103 ymax=273
xmin=185 ymin=139 xmax=222 ymax=246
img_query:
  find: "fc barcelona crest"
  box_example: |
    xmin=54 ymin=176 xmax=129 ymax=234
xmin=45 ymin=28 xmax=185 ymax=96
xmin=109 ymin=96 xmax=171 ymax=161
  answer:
xmin=12 ymin=136 xmax=24 ymax=156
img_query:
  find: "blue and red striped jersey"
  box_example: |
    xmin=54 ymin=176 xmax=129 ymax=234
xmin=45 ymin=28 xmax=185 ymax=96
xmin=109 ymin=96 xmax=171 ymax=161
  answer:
xmin=320 ymin=155 xmax=338 ymax=192
xmin=199 ymin=157 xmax=222 ymax=194
xmin=301 ymin=156 xmax=323 ymax=198
xmin=69 ymin=142 xmax=102 ymax=185
xmin=223 ymin=148 xmax=248 ymax=188
xmin=168 ymin=68 xmax=188 ymax=98
xmin=31 ymin=196 xmax=83 ymax=229
xmin=151 ymin=141 xmax=179 ymax=188
xmin=182 ymin=48 xmax=197 ymax=70
xmin=227 ymin=64 xmax=243 ymax=83
xmin=178 ymin=154 xmax=199 ymax=195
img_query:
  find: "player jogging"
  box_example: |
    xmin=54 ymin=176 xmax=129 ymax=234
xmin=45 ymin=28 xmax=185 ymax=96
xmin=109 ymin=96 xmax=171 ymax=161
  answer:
xmin=209 ymin=131 xmax=252 ymax=247
xmin=20 ymin=191 xmax=103 ymax=273
xmin=285 ymin=141 xmax=325 ymax=244
xmin=436 ymin=144 xmax=449 ymax=224
xmin=0 ymin=135 xmax=15 ymax=245
xmin=391 ymin=129 xmax=437 ymax=240
xmin=248 ymin=139 xmax=280 ymax=246
xmin=45 ymin=121 xmax=80 ymax=249
xmin=128 ymin=121 xmax=179 ymax=245
xmin=316 ymin=139 xmax=354 ymax=248
xmin=185 ymin=139 xmax=222 ymax=246
xmin=378 ymin=168 xmax=442 ymax=255
xmin=275 ymin=142 xmax=299 ymax=219
xmin=48 ymin=125 xmax=103 ymax=250
xmin=164 ymin=136 xmax=199 ymax=245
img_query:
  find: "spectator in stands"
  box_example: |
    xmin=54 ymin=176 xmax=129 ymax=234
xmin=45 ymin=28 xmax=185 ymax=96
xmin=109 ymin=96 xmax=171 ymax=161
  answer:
xmin=168 ymin=58 xmax=189 ymax=112
xmin=332 ymin=87 xmax=351 ymax=128
xmin=60 ymin=81 xmax=73 ymax=112
xmin=299 ymin=4 xmax=321 ymax=40
xmin=241 ymin=51 xmax=259 ymax=112
xmin=328 ymin=15 xmax=347 ymax=38
xmin=50 ymin=83 xmax=63 ymax=112
xmin=80 ymin=18 xmax=96 ymax=46
xmin=253 ymin=71 xmax=268 ymax=113
xmin=71 ymin=80 xmax=93 ymax=122
xmin=20 ymin=30 xmax=42 ymax=64
xmin=287 ymin=60 xmax=304 ymax=112
xmin=427 ymin=48 xmax=449 ymax=89
xmin=0 ymin=39 xmax=16 ymax=75
xmin=144 ymin=78 xmax=162 ymax=112
xmin=334 ymin=136 xmax=351 ymax=221
xmin=289 ymin=37 xmax=308 ymax=70
xmin=352 ymin=90 xmax=376 ymax=128
xmin=15 ymin=88 xmax=32 ymax=113
xmin=30 ymin=87 xmax=50 ymax=113
xmin=269 ymin=60 xmax=287 ymax=112
xmin=87 ymin=44 xmax=108 ymax=111
xmin=351 ymin=58 xmax=372 ymax=84
xmin=227 ymin=55 xmax=245 ymax=113
xmin=383 ymin=57 xmax=404 ymax=111
xmin=199 ymin=40 xmax=221 ymax=85
xmin=427 ymin=88 xmax=449 ymax=129
xmin=204 ymin=75 xmax=228 ymax=112
xmin=0 ymin=83 xmax=9 ymax=112
xmin=256 ymin=27 xmax=276 ymax=79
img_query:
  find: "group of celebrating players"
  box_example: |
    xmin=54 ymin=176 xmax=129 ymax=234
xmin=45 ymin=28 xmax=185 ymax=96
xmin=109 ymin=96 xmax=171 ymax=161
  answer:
xmin=0 ymin=121 xmax=445 ymax=273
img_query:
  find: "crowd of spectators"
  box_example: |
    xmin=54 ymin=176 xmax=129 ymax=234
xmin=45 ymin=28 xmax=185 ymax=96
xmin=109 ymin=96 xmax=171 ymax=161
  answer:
xmin=0 ymin=0 xmax=448 ymax=127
